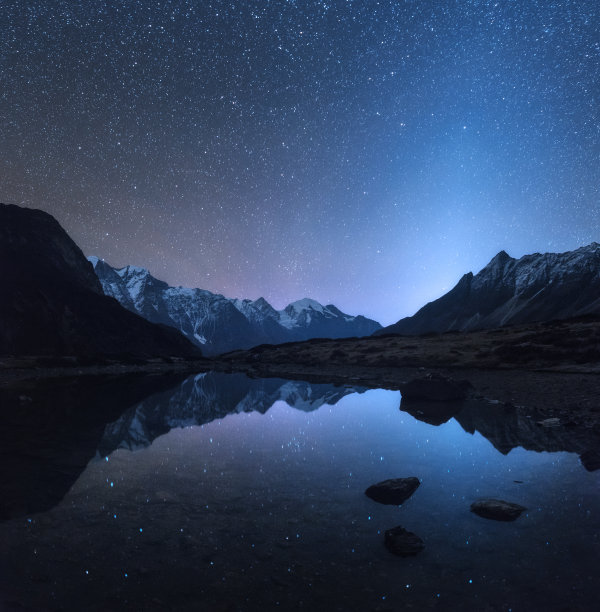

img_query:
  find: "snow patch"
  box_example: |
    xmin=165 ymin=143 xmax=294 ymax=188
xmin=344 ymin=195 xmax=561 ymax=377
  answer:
xmin=116 ymin=264 xmax=148 ymax=278
xmin=288 ymin=298 xmax=325 ymax=314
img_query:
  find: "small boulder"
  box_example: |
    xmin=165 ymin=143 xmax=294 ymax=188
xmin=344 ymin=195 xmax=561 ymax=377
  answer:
xmin=384 ymin=526 xmax=425 ymax=557
xmin=399 ymin=373 xmax=471 ymax=402
xmin=537 ymin=417 xmax=561 ymax=428
xmin=470 ymin=498 xmax=527 ymax=521
xmin=579 ymin=449 xmax=600 ymax=472
xmin=365 ymin=477 xmax=420 ymax=505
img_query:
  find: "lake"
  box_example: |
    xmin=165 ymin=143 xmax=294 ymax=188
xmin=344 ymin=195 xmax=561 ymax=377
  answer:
xmin=0 ymin=372 xmax=598 ymax=611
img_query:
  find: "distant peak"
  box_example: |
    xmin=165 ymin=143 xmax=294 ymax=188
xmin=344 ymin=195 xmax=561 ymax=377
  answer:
xmin=483 ymin=250 xmax=512 ymax=270
xmin=87 ymin=255 xmax=101 ymax=268
xmin=287 ymin=298 xmax=324 ymax=313
xmin=250 ymin=297 xmax=277 ymax=313
xmin=493 ymin=249 xmax=511 ymax=262
xmin=116 ymin=264 xmax=150 ymax=278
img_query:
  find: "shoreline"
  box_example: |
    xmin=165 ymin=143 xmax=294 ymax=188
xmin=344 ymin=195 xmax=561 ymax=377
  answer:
xmin=1 ymin=356 xmax=599 ymax=429
xmin=1 ymin=318 xmax=599 ymax=430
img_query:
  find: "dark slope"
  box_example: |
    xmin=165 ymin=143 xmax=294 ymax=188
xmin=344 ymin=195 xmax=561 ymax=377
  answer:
xmin=377 ymin=244 xmax=600 ymax=336
xmin=0 ymin=204 xmax=201 ymax=358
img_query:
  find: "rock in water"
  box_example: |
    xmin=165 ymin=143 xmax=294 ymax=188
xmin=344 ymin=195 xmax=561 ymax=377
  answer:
xmin=580 ymin=449 xmax=600 ymax=472
xmin=470 ymin=499 xmax=527 ymax=521
xmin=399 ymin=373 xmax=471 ymax=401
xmin=365 ymin=477 xmax=420 ymax=505
xmin=384 ymin=526 xmax=425 ymax=557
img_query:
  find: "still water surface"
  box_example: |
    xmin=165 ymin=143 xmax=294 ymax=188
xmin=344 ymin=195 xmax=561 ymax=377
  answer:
xmin=0 ymin=372 xmax=598 ymax=611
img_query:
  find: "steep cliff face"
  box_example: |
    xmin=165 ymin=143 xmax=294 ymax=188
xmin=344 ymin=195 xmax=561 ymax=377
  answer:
xmin=0 ymin=204 xmax=201 ymax=359
xmin=377 ymin=243 xmax=600 ymax=336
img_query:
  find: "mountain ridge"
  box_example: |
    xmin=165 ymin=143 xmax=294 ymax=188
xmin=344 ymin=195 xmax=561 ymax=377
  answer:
xmin=376 ymin=242 xmax=600 ymax=336
xmin=90 ymin=257 xmax=381 ymax=355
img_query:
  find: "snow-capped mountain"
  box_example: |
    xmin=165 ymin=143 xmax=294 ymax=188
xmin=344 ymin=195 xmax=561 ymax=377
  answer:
xmin=89 ymin=257 xmax=381 ymax=355
xmin=377 ymin=243 xmax=600 ymax=336
xmin=98 ymin=372 xmax=365 ymax=454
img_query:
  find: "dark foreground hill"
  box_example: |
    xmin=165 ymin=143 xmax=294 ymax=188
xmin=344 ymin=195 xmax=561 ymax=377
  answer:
xmin=0 ymin=204 xmax=201 ymax=359
xmin=377 ymin=244 xmax=600 ymax=336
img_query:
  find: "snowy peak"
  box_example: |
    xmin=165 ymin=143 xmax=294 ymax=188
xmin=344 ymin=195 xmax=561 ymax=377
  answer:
xmin=377 ymin=242 xmax=600 ymax=336
xmin=116 ymin=264 xmax=151 ymax=279
xmin=253 ymin=297 xmax=273 ymax=310
xmin=286 ymin=298 xmax=326 ymax=314
xmin=89 ymin=257 xmax=381 ymax=354
xmin=232 ymin=296 xmax=280 ymax=322
xmin=279 ymin=298 xmax=342 ymax=329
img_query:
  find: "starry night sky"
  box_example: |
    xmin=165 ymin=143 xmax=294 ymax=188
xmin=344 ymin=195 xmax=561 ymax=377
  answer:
xmin=2 ymin=0 xmax=599 ymax=325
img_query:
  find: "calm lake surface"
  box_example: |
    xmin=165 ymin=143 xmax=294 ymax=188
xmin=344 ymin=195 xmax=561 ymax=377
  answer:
xmin=0 ymin=372 xmax=598 ymax=611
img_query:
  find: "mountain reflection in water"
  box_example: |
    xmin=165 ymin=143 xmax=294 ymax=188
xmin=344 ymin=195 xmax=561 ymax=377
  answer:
xmin=0 ymin=372 xmax=599 ymax=611
xmin=98 ymin=372 xmax=365 ymax=455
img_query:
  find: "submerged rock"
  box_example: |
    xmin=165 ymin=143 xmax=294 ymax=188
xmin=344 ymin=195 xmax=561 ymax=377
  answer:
xmin=399 ymin=373 xmax=471 ymax=402
xmin=470 ymin=498 xmax=527 ymax=521
xmin=384 ymin=526 xmax=425 ymax=556
xmin=365 ymin=477 xmax=420 ymax=505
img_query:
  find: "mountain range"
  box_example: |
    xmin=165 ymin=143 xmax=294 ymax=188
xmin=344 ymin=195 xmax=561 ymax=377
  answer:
xmin=3 ymin=202 xmax=598 ymax=360
xmin=90 ymin=257 xmax=381 ymax=355
xmin=377 ymin=243 xmax=600 ymax=336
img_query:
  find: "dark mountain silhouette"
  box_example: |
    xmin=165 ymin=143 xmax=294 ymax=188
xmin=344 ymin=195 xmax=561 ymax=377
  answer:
xmin=0 ymin=204 xmax=201 ymax=359
xmin=377 ymin=243 xmax=600 ymax=336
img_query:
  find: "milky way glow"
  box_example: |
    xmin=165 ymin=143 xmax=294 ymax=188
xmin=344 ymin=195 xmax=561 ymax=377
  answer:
xmin=2 ymin=1 xmax=598 ymax=324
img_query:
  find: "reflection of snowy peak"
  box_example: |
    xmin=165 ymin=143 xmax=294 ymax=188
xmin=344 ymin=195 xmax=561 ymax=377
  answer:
xmin=378 ymin=243 xmax=600 ymax=336
xmin=99 ymin=373 xmax=364 ymax=453
xmin=90 ymin=258 xmax=381 ymax=355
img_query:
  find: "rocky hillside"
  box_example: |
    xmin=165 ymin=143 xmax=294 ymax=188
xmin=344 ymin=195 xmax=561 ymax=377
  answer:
xmin=377 ymin=243 xmax=600 ymax=335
